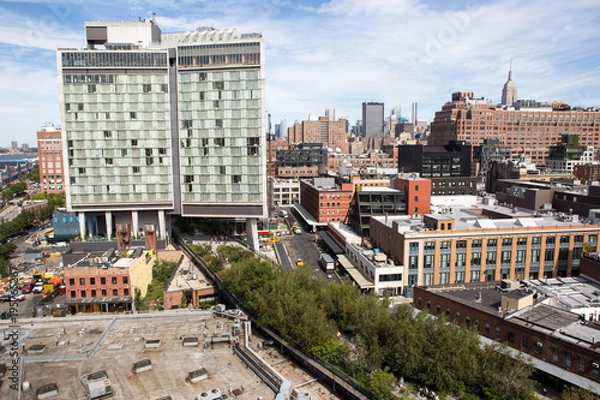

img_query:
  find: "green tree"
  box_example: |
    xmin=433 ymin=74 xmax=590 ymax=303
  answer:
xmin=366 ymin=368 xmax=397 ymax=400
xmin=478 ymin=343 xmax=537 ymax=400
xmin=28 ymin=164 xmax=40 ymax=182
xmin=561 ymin=385 xmax=599 ymax=400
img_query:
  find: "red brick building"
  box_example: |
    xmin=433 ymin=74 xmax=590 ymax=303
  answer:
xmin=413 ymin=282 xmax=600 ymax=390
xmin=430 ymin=92 xmax=600 ymax=166
xmin=393 ymin=174 xmax=431 ymax=215
xmin=64 ymin=247 xmax=155 ymax=313
xmin=36 ymin=123 xmax=65 ymax=194
xmin=300 ymin=177 xmax=354 ymax=224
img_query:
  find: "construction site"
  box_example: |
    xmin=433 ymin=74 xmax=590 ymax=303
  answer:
xmin=0 ymin=310 xmax=340 ymax=400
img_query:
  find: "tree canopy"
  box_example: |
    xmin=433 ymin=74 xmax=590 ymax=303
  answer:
xmin=204 ymin=245 xmax=539 ymax=399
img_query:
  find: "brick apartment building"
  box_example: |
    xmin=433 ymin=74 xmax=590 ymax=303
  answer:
xmin=299 ymin=177 xmax=354 ymax=225
xmin=413 ymin=278 xmax=600 ymax=392
xmin=64 ymin=247 xmax=155 ymax=313
xmin=36 ymin=123 xmax=65 ymax=194
xmin=287 ymin=115 xmax=348 ymax=152
xmin=430 ymin=92 xmax=600 ymax=166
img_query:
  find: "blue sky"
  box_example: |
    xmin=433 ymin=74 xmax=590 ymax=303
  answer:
xmin=1 ymin=0 xmax=599 ymax=147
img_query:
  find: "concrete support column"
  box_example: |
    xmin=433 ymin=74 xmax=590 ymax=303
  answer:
xmin=246 ymin=218 xmax=259 ymax=252
xmin=86 ymin=214 xmax=93 ymax=239
xmin=78 ymin=212 xmax=86 ymax=240
xmin=105 ymin=211 xmax=113 ymax=239
xmin=132 ymin=211 xmax=139 ymax=237
xmin=158 ymin=210 xmax=166 ymax=239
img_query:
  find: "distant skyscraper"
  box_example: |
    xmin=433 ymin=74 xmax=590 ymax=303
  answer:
xmin=11 ymin=141 xmax=18 ymax=151
xmin=57 ymin=16 xmax=266 ymax=250
xmin=362 ymin=102 xmax=384 ymax=137
xmin=501 ymin=65 xmax=517 ymax=107
xmin=279 ymin=119 xmax=287 ymax=138
xmin=411 ymin=102 xmax=418 ymax=124
xmin=325 ymin=108 xmax=335 ymax=121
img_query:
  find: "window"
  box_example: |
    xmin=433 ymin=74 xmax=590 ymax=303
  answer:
xmin=131 ymin=139 xmax=138 ymax=146
xmin=565 ymin=352 xmax=571 ymax=368
xmin=143 ymin=84 xmax=151 ymax=93
xmin=112 ymin=289 xmax=119 ymax=296
xmin=445 ymin=307 xmax=451 ymax=316
xmin=100 ymin=277 xmax=106 ymax=285
xmin=232 ymin=175 xmax=242 ymax=184
xmin=123 ymin=276 xmax=128 ymax=284
xmin=455 ymin=311 xmax=460 ymax=322
xmin=484 ymin=322 xmax=490 ymax=333
xmin=522 ymin=336 xmax=529 ymax=347
xmin=79 ymin=277 xmax=85 ymax=285
xmin=579 ymin=357 xmax=586 ymax=373
xmin=101 ymin=289 xmax=107 ymax=297
xmin=495 ymin=326 xmax=501 ymax=337
xmin=69 ymin=278 xmax=75 ymax=286
xmin=124 ymin=288 xmax=129 ymax=296
xmin=508 ymin=332 xmax=515 ymax=343
xmin=552 ymin=347 xmax=559 ymax=362
xmin=130 ymin=111 xmax=137 ymax=119
xmin=70 ymin=290 xmax=76 ymax=298
xmin=104 ymin=130 xmax=111 ymax=138
xmin=91 ymin=290 xmax=96 ymax=298
xmin=219 ymin=166 xmax=226 ymax=175
xmin=133 ymin=166 xmax=140 ymax=174
xmin=80 ymin=290 xmax=86 ymax=298
xmin=436 ymin=304 xmax=441 ymax=313
xmin=111 ymin=277 xmax=117 ymax=285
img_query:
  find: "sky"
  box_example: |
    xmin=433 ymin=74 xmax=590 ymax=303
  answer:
xmin=0 ymin=0 xmax=599 ymax=148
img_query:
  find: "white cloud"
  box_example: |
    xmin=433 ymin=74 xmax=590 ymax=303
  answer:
xmin=0 ymin=0 xmax=599 ymax=147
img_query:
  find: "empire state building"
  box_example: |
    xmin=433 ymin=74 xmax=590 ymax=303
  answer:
xmin=501 ymin=66 xmax=517 ymax=107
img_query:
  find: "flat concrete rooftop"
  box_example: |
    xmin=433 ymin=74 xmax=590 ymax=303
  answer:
xmin=0 ymin=311 xmax=339 ymax=400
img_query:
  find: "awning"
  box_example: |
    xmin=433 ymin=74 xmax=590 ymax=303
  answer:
xmin=65 ymin=296 xmax=132 ymax=305
xmin=337 ymin=255 xmax=375 ymax=289
xmin=317 ymin=231 xmax=344 ymax=255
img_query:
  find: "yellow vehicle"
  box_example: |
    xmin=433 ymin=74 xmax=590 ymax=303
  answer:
xmin=296 ymin=258 xmax=304 ymax=267
xmin=268 ymin=237 xmax=280 ymax=243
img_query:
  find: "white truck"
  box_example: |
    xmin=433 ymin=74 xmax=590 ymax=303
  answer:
xmin=318 ymin=254 xmax=335 ymax=273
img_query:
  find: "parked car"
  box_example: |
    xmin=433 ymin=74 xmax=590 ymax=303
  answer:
xmin=0 ymin=294 xmax=11 ymax=302
xmin=32 ymin=284 xmax=44 ymax=294
xmin=0 ymin=311 xmax=10 ymax=320
xmin=11 ymin=294 xmax=25 ymax=302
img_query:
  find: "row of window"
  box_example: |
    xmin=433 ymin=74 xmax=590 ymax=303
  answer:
xmin=70 ymin=288 xmax=129 ymax=298
xmin=68 ymin=276 xmax=128 ymax=286
xmin=420 ymin=235 xmax=589 ymax=250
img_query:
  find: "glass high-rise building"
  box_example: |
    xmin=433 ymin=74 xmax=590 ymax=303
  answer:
xmin=57 ymin=16 xmax=266 ymax=249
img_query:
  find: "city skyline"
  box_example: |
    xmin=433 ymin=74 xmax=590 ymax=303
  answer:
xmin=1 ymin=0 xmax=599 ymax=147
